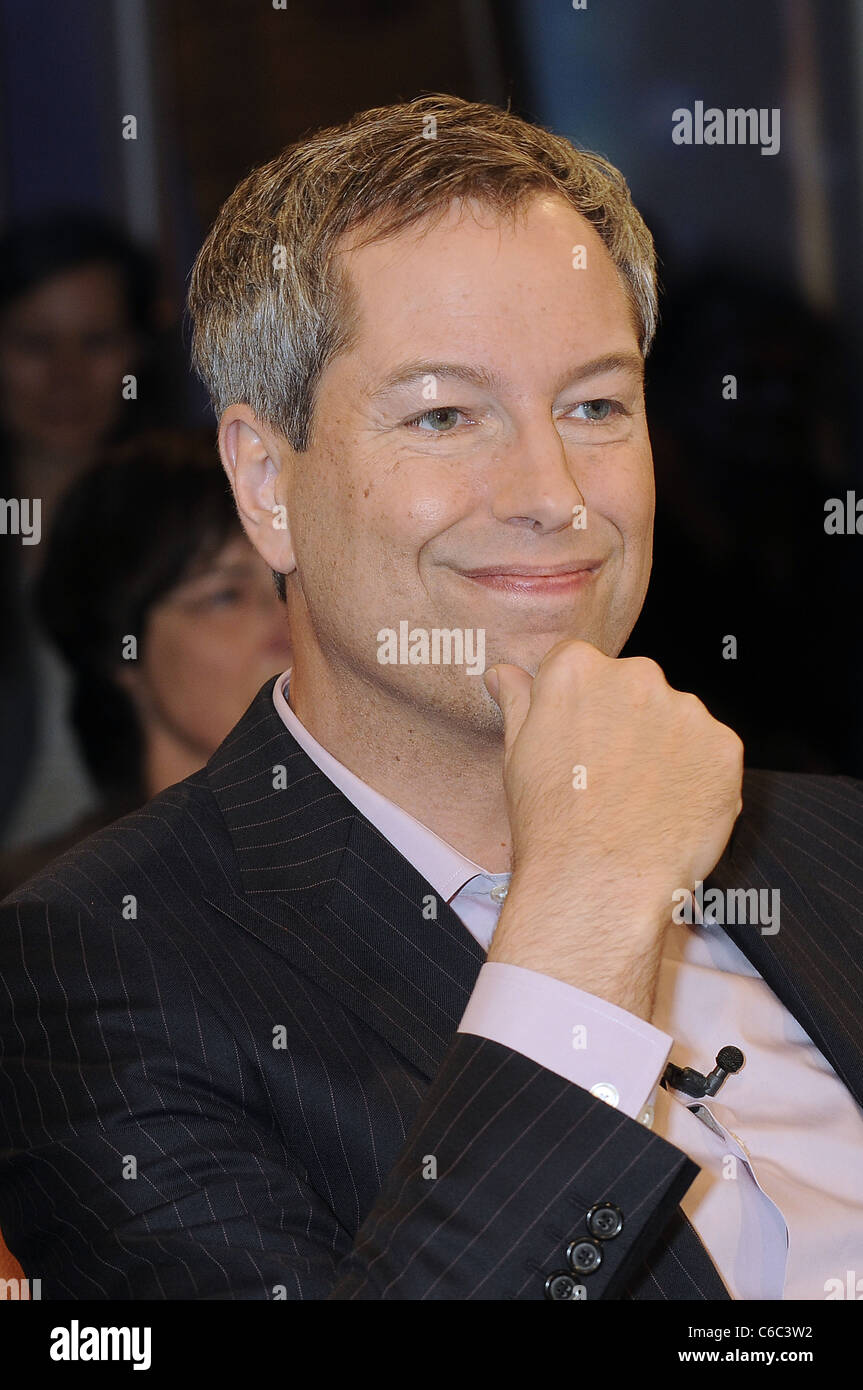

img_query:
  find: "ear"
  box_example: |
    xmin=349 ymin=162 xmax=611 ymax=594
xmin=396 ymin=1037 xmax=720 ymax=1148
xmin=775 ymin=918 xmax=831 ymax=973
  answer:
xmin=217 ymin=406 xmax=297 ymax=578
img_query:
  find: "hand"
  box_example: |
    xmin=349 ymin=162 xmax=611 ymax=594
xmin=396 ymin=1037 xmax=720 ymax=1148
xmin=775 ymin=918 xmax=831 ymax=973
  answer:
xmin=484 ymin=640 xmax=744 ymax=1021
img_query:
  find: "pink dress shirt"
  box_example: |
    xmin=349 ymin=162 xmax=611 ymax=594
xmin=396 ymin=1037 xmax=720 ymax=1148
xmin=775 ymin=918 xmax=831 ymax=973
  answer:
xmin=273 ymin=671 xmax=863 ymax=1299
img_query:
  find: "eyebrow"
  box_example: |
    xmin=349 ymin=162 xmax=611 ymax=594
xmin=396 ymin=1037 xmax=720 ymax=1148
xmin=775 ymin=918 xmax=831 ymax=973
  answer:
xmin=368 ymin=351 xmax=645 ymax=400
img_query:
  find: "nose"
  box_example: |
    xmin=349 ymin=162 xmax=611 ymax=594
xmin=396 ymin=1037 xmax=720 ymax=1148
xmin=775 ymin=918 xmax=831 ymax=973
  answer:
xmin=490 ymin=416 xmax=585 ymax=535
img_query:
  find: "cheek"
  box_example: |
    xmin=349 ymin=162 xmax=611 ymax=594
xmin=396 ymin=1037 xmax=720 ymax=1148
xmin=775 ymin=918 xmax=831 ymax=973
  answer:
xmin=0 ymin=351 xmax=50 ymax=398
xmin=144 ymin=615 xmax=206 ymax=699
xmin=89 ymin=350 xmax=132 ymax=391
xmin=145 ymin=611 xmax=289 ymax=750
xmin=612 ymin=469 xmax=655 ymax=603
xmin=376 ymin=462 xmax=476 ymax=557
xmin=296 ymin=464 xmax=447 ymax=586
xmin=404 ymin=483 xmax=467 ymax=529
xmin=143 ymin=617 xmax=235 ymax=746
xmin=591 ymin=448 xmax=655 ymax=543
xmin=290 ymin=434 xmax=476 ymax=623
xmin=78 ymin=356 xmax=130 ymax=427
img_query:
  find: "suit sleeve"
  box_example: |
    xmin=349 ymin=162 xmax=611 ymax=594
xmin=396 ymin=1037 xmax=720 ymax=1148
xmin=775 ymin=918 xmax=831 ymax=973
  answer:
xmin=0 ymin=894 xmax=699 ymax=1300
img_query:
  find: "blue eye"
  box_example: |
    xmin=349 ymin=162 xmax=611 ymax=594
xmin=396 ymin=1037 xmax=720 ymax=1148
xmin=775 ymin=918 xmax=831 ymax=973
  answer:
xmin=406 ymin=407 xmax=464 ymax=433
xmin=573 ymin=399 xmax=620 ymax=422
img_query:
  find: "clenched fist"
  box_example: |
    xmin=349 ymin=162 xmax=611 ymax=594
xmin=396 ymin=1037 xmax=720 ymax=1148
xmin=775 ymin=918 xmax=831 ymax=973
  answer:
xmin=484 ymin=640 xmax=744 ymax=1022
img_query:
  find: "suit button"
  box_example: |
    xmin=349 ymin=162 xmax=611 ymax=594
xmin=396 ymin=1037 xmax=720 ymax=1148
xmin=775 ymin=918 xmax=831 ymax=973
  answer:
xmin=566 ymin=1238 xmax=603 ymax=1275
xmin=586 ymin=1202 xmax=624 ymax=1239
xmin=544 ymin=1270 xmax=585 ymax=1300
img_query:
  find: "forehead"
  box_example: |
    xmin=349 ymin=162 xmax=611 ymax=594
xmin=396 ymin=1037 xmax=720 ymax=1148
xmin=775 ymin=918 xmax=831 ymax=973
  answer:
xmin=335 ymin=194 xmax=640 ymax=376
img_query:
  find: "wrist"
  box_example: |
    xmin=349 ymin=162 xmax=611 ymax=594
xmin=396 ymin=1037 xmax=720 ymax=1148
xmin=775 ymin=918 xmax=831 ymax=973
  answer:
xmin=494 ymin=863 xmax=669 ymax=944
xmin=487 ymin=869 xmax=670 ymax=1021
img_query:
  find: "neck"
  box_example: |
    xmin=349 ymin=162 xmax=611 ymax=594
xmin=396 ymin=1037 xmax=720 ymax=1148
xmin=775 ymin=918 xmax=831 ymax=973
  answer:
xmin=289 ymin=650 xmax=513 ymax=872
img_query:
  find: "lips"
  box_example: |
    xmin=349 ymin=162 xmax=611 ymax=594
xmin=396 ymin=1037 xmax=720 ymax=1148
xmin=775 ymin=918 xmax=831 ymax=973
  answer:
xmin=455 ymin=560 xmax=602 ymax=596
xmin=458 ymin=561 xmax=601 ymax=579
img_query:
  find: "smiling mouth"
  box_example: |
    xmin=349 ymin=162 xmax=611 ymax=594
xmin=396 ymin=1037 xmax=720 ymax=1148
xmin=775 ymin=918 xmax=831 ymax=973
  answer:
xmin=454 ymin=561 xmax=602 ymax=595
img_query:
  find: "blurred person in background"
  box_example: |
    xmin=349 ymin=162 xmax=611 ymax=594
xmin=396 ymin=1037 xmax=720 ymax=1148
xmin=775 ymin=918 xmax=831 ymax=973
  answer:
xmin=0 ymin=430 xmax=292 ymax=896
xmin=0 ymin=211 xmax=182 ymax=846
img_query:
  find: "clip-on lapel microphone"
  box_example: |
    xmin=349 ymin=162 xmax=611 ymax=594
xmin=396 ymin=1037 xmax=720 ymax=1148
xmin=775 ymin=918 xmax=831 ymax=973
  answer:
xmin=661 ymin=1045 xmax=745 ymax=1099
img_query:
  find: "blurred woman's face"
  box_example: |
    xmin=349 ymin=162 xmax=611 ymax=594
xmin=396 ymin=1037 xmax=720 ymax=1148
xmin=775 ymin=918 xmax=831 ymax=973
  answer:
xmin=133 ymin=535 xmax=293 ymax=763
xmin=0 ymin=262 xmax=137 ymax=456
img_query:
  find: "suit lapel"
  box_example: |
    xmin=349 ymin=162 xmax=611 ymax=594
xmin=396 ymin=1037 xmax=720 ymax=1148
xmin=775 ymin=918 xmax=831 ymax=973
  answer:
xmin=203 ymin=680 xmax=485 ymax=1080
xmin=701 ymin=768 xmax=863 ymax=1109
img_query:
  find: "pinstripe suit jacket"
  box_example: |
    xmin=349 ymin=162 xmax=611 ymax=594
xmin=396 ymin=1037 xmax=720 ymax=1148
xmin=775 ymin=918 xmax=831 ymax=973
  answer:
xmin=1 ymin=677 xmax=862 ymax=1300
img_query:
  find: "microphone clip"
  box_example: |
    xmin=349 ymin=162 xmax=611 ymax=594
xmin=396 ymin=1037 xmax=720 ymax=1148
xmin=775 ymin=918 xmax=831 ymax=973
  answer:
xmin=661 ymin=1046 xmax=745 ymax=1099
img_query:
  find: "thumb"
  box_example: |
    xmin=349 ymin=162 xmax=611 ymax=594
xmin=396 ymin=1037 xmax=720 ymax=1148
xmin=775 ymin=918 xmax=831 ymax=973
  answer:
xmin=484 ymin=663 xmax=534 ymax=756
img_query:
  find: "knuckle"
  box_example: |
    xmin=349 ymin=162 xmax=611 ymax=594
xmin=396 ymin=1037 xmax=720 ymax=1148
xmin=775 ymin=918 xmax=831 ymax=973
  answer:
xmin=540 ymin=638 xmax=601 ymax=682
xmin=622 ymin=655 xmax=667 ymax=692
xmin=625 ymin=655 xmax=661 ymax=677
xmin=722 ymin=725 xmax=745 ymax=759
xmin=678 ymin=689 xmax=704 ymax=715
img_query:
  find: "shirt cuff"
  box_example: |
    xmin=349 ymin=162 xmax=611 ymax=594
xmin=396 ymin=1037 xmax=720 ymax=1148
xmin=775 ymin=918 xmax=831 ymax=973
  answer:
xmin=457 ymin=960 xmax=673 ymax=1124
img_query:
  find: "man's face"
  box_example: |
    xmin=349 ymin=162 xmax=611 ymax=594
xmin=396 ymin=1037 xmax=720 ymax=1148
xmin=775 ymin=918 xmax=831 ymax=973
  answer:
xmin=281 ymin=193 xmax=654 ymax=735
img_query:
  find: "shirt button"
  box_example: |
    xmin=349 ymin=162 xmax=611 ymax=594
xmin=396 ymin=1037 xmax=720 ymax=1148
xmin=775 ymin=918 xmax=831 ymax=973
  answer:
xmin=638 ymin=1105 xmax=654 ymax=1128
xmin=590 ymin=1082 xmax=620 ymax=1107
xmin=489 ymin=883 xmax=509 ymax=903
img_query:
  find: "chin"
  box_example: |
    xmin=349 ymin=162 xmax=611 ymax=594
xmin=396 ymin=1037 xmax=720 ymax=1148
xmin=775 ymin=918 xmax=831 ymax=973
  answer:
xmin=489 ymin=629 xmax=601 ymax=676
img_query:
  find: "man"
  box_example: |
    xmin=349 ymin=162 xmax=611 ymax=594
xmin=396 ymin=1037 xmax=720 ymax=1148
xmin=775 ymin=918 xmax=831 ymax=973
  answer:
xmin=1 ymin=94 xmax=861 ymax=1301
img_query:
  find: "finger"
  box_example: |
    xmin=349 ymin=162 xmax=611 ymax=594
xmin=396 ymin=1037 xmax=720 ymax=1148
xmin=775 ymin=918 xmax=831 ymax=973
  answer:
xmin=485 ymin=663 xmax=534 ymax=756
